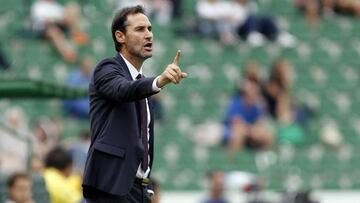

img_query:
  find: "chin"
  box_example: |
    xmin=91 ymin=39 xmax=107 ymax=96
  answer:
xmin=143 ymin=53 xmax=152 ymax=59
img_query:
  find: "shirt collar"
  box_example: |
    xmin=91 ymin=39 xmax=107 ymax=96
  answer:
xmin=120 ymin=53 xmax=142 ymax=80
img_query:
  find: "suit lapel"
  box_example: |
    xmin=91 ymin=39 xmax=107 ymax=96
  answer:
xmin=115 ymin=53 xmax=155 ymax=168
xmin=148 ymin=97 xmax=154 ymax=169
xmin=114 ymin=53 xmax=133 ymax=81
xmin=114 ymin=53 xmax=143 ymax=132
xmin=148 ymin=97 xmax=154 ymax=120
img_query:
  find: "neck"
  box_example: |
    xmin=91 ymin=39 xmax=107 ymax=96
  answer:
xmin=211 ymin=194 xmax=221 ymax=200
xmin=120 ymin=50 xmax=143 ymax=71
xmin=245 ymin=94 xmax=257 ymax=105
xmin=211 ymin=192 xmax=222 ymax=200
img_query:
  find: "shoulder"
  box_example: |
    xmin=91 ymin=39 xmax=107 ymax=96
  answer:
xmin=94 ymin=56 xmax=125 ymax=73
xmin=44 ymin=168 xmax=65 ymax=187
xmin=97 ymin=56 xmax=119 ymax=67
xmin=91 ymin=56 xmax=131 ymax=84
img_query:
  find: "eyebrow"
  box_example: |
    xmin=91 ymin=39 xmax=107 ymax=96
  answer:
xmin=133 ymin=24 xmax=152 ymax=30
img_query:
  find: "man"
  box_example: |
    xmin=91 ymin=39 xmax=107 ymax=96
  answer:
xmin=82 ymin=5 xmax=187 ymax=203
xmin=203 ymin=170 xmax=228 ymax=203
xmin=223 ymin=77 xmax=273 ymax=157
xmin=64 ymin=57 xmax=94 ymax=119
xmin=6 ymin=173 xmax=34 ymax=203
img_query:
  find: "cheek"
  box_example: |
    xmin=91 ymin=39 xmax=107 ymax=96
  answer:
xmin=129 ymin=35 xmax=142 ymax=47
xmin=14 ymin=190 xmax=23 ymax=197
xmin=128 ymin=43 xmax=142 ymax=53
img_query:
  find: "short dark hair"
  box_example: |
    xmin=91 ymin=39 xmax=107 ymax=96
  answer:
xmin=7 ymin=173 xmax=30 ymax=189
xmin=206 ymin=169 xmax=224 ymax=179
xmin=45 ymin=146 xmax=73 ymax=170
xmin=111 ymin=5 xmax=145 ymax=52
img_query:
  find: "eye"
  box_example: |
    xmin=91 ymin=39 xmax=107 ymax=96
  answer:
xmin=135 ymin=27 xmax=144 ymax=31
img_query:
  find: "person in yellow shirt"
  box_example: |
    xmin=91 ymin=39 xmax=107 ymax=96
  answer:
xmin=43 ymin=147 xmax=83 ymax=203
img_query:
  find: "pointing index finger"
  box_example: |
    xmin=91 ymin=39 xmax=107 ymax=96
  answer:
xmin=173 ymin=50 xmax=181 ymax=65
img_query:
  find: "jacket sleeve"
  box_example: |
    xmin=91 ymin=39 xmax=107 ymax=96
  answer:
xmin=93 ymin=59 xmax=158 ymax=102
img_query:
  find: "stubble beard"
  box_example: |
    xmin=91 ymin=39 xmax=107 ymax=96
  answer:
xmin=130 ymin=46 xmax=152 ymax=61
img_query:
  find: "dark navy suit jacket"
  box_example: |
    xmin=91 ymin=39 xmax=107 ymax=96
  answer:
xmin=82 ymin=53 xmax=158 ymax=196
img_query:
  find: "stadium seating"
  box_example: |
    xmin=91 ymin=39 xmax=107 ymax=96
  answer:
xmin=0 ymin=0 xmax=359 ymax=195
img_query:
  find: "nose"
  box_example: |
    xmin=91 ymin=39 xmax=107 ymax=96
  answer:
xmin=145 ymin=29 xmax=153 ymax=40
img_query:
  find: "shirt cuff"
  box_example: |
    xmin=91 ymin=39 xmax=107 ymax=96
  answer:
xmin=152 ymin=76 xmax=162 ymax=92
xmin=147 ymin=189 xmax=154 ymax=195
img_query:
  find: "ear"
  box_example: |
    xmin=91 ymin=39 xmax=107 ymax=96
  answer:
xmin=115 ymin=30 xmax=125 ymax=44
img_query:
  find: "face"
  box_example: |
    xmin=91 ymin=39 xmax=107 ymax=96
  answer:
xmin=116 ymin=13 xmax=153 ymax=63
xmin=63 ymin=164 xmax=73 ymax=178
xmin=276 ymin=60 xmax=294 ymax=88
xmin=9 ymin=177 xmax=32 ymax=203
xmin=245 ymin=60 xmax=259 ymax=81
xmin=211 ymin=171 xmax=225 ymax=193
xmin=243 ymin=79 xmax=260 ymax=103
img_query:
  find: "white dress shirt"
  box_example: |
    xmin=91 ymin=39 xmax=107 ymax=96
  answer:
xmin=120 ymin=54 xmax=160 ymax=178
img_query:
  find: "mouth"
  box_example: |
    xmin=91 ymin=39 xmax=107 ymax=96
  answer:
xmin=144 ymin=42 xmax=152 ymax=51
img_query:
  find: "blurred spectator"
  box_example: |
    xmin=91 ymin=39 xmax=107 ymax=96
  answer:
xmin=182 ymin=0 xmax=295 ymax=46
xmin=0 ymin=107 xmax=32 ymax=175
xmin=67 ymin=131 xmax=91 ymax=175
xmin=4 ymin=106 xmax=32 ymax=136
xmin=232 ymin=0 xmax=296 ymax=47
xmin=333 ymin=0 xmax=360 ymax=17
xmin=295 ymin=0 xmax=360 ymax=26
xmin=280 ymin=191 xmax=319 ymax=203
xmin=261 ymin=59 xmax=310 ymax=144
xmin=223 ymin=78 xmax=273 ymax=157
xmin=295 ymin=0 xmax=333 ymax=26
xmin=262 ymin=58 xmax=294 ymax=119
xmin=63 ymin=57 xmax=93 ymax=119
xmin=0 ymin=43 xmax=10 ymax=69
xmin=295 ymin=0 xmax=322 ymax=26
xmin=6 ymin=173 xmax=34 ymax=203
xmin=263 ymin=58 xmax=312 ymax=127
xmin=43 ymin=147 xmax=83 ymax=203
xmin=169 ymin=0 xmax=182 ymax=19
xmin=202 ymin=170 xmax=229 ymax=203
xmin=276 ymin=94 xmax=305 ymax=145
xmin=117 ymin=0 xmax=172 ymax=26
xmin=30 ymin=0 xmax=89 ymax=62
xmin=152 ymin=92 xmax=164 ymax=122
xmin=196 ymin=0 xmax=238 ymax=45
xmin=243 ymin=59 xmax=262 ymax=82
xmin=31 ymin=117 xmax=63 ymax=172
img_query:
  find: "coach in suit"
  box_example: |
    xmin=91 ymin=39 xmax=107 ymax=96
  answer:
xmin=82 ymin=5 xmax=187 ymax=203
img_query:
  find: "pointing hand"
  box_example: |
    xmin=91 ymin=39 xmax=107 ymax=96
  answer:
xmin=157 ymin=50 xmax=188 ymax=88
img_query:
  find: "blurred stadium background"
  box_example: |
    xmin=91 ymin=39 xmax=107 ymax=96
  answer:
xmin=1 ymin=0 xmax=360 ymax=202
